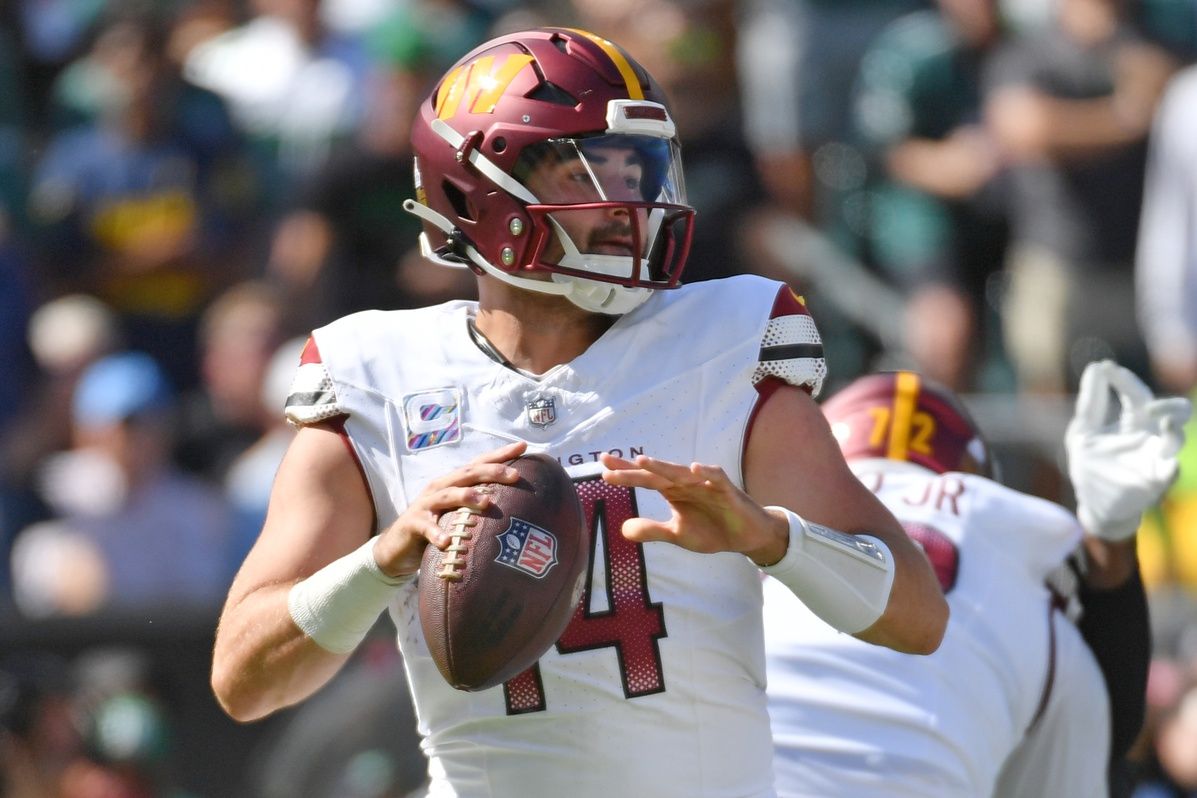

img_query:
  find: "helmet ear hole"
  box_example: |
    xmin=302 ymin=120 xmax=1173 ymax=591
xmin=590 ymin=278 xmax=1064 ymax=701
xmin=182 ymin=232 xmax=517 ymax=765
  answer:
xmin=443 ymin=181 xmax=475 ymax=222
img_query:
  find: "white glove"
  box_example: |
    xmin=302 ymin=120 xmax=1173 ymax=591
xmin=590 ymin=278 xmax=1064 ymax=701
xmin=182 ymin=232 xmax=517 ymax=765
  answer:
xmin=1065 ymin=360 xmax=1191 ymax=541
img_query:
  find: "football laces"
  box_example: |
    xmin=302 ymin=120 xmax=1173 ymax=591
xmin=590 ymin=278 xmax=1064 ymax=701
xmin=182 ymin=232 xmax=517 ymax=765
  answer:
xmin=436 ymin=485 xmax=492 ymax=581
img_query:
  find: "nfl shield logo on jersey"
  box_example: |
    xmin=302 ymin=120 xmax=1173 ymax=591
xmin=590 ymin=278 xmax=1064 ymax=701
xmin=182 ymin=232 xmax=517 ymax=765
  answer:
xmin=526 ymin=396 xmax=556 ymax=428
xmin=495 ymin=518 xmax=559 ymax=578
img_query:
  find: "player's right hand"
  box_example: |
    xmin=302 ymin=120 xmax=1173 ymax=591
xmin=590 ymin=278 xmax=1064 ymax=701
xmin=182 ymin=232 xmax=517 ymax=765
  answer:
xmin=1066 ymin=360 xmax=1190 ymax=541
xmin=372 ymin=441 xmax=527 ymax=578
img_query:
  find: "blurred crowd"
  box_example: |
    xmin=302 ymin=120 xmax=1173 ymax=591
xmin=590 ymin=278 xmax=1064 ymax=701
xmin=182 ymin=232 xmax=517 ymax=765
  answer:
xmin=3 ymin=0 xmax=1197 ymax=795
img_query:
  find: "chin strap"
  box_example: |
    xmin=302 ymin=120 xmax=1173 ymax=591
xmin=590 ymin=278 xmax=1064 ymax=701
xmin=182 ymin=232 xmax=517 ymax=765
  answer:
xmin=403 ymin=198 xmax=652 ymax=315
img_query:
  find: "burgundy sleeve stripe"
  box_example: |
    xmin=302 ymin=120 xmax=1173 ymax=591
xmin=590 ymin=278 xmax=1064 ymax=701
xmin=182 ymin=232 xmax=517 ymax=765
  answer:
xmin=760 ymin=343 xmax=824 ymax=362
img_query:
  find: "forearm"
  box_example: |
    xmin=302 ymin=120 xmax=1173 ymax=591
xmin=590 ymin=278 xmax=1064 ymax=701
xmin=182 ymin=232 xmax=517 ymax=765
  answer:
xmin=1080 ymin=536 xmax=1139 ymax=590
xmin=1037 ymin=96 xmax=1148 ymax=157
xmin=885 ymin=134 xmax=995 ymax=199
xmin=854 ymin=531 xmax=948 ymax=654
xmin=1076 ymin=548 xmax=1150 ymax=759
xmin=212 ymin=583 xmax=351 ymax=722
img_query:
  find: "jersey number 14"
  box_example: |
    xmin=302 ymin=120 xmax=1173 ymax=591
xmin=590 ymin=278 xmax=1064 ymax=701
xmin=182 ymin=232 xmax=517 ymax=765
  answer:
xmin=503 ymin=475 xmax=667 ymax=715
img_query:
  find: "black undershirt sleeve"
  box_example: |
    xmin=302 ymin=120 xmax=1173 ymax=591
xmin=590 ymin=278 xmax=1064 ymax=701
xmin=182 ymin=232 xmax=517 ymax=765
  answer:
xmin=1075 ymin=562 xmax=1150 ymax=765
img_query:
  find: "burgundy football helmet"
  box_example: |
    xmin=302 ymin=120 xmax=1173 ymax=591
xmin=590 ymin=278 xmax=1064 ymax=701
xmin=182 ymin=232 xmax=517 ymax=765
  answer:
xmin=403 ymin=28 xmax=695 ymax=314
xmin=822 ymin=371 xmax=994 ymax=477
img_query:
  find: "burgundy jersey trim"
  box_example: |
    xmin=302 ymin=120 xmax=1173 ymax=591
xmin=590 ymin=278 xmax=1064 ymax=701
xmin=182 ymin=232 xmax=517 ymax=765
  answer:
xmin=316 ymin=415 xmax=379 ymax=534
xmin=300 ymin=336 xmax=322 ymax=365
xmin=1026 ymin=599 xmax=1059 ymax=735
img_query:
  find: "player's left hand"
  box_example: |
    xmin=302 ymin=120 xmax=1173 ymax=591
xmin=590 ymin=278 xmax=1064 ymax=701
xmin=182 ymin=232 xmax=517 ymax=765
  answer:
xmin=599 ymin=453 xmax=783 ymax=560
xmin=1066 ymin=360 xmax=1191 ymax=541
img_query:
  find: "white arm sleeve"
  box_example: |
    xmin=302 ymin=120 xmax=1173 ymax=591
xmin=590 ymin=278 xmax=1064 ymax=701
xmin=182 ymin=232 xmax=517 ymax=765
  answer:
xmin=759 ymin=506 xmax=895 ymax=635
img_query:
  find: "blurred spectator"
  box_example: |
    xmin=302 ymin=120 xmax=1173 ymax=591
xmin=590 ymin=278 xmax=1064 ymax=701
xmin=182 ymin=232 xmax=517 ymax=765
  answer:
xmin=1136 ymin=0 xmax=1197 ymax=61
xmin=0 ymin=24 xmax=29 ymax=233
xmin=736 ymin=0 xmax=813 ymax=219
xmin=984 ymin=0 xmax=1177 ymax=394
xmin=1133 ymin=662 xmax=1197 ymax=797
xmin=0 ymin=652 xmax=80 ymax=797
xmin=183 ymin=0 xmax=374 ymax=207
xmin=848 ymin=0 xmax=1009 ymax=391
xmin=4 ymin=294 xmax=124 ymax=481
xmin=736 ymin=0 xmax=925 ymax=226
xmin=266 ymin=4 xmax=483 ymax=328
xmin=1136 ymin=65 xmax=1197 ymax=396
xmin=0 ymin=294 xmax=121 ymax=608
xmin=10 ymin=352 xmax=233 ymax=617
xmin=175 ymin=280 xmax=291 ymax=483
xmin=1133 ymin=65 xmax=1197 ymax=621
xmin=223 ymin=335 xmax=305 ymax=563
xmin=573 ymin=0 xmax=767 ymax=282
xmin=247 ymin=638 xmax=427 ymax=798
xmin=64 ymin=647 xmax=186 ymax=798
xmin=27 ymin=10 xmax=254 ymax=391
xmin=15 ymin=0 xmax=107 ymax=133
xmin=0 ymin=241 xmax=36 ymax=441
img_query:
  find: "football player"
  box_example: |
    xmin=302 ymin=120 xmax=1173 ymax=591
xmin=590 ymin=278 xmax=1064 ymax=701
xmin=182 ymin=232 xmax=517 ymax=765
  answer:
xmin=766 ymin=361 xmax=1189 ymax=797
xmin=210 ymin=27 xmax=948 ymax=797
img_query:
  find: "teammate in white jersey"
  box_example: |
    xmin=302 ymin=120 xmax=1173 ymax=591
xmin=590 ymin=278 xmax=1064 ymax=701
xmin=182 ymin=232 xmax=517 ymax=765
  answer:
xmin=767 ymin=362 xmax=1189 ymax=798
xmin=209 ymin=27 xmax=948 ymax=798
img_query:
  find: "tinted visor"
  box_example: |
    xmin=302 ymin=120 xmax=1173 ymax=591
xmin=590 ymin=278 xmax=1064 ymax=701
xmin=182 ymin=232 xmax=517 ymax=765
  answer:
xmin=514 ymin=134 xmax=686 ymax=205
xmin=514 ymin=134 xmax=693 ymax=287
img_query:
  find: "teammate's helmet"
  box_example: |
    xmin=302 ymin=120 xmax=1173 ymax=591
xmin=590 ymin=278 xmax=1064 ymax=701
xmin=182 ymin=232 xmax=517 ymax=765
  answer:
xmin=404 ymin=28 xmax=695 ymax=315
xmin=821 ymin=371 xmax=994 ymax=477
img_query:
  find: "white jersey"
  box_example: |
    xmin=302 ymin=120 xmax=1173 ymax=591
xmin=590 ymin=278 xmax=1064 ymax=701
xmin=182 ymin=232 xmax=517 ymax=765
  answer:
xmin=765 ymin=461 xmax=1110 ymax=798
xmin=285 ymin=275 xmax=826 ymax=798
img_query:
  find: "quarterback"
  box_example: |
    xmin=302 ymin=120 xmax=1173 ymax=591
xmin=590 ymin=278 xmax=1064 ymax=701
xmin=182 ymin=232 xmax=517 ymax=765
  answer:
xmin=210 ymin=27 xmax=946 ymax=797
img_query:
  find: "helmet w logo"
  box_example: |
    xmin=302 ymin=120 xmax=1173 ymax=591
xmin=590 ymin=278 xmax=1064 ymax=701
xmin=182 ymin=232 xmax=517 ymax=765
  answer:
xmin=435 ymin=54 xmax=535 ymax=120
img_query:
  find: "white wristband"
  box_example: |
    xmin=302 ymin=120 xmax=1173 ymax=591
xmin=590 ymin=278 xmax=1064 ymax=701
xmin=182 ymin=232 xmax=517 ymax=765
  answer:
xmin=287 ymin=537 xmax=412 ymax=654
xmin=759 ymin=506 xmax=895 ymax=634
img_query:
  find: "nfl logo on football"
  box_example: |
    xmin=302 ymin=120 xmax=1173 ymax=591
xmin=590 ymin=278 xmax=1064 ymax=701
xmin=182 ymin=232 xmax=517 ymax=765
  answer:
xmin=495 ymin=519 xmax=559 ymax=578
xmin=526 ymin=396 xmax=556 ymax=428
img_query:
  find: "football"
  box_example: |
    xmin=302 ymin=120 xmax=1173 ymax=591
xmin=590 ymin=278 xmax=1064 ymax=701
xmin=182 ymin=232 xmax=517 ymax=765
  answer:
xmin=418 ymin=452 xmax=589 ymax=691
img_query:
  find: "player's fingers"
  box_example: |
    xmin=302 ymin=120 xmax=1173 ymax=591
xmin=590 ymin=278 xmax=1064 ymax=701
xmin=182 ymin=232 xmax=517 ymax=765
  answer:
xmin=431 ymin=485 xmax=494 ymax=514
xmin=426 ymin=506 xmax=481 ymax=549
xmin=601 ymin=466 xmax=675 ymax=493
xmin=632 ymin=455 xmax=706 ymax=486
xmin=1072 ymin=359 xmax=1112 ymax=431
xmin=598 ymin=452 xmax=636 ymax=470
xmin=620 ymin=517 xmax=673 ymax=544
xmin=1148 ymin=397 xmax=1192 ymax=458
xmin=390 ymin=506 xmax=448 ymax=549
xmin=1104 ymin=363 xmax=1155 ymax=431
xmin=427 ymin=461 xmax=520 ymax=492
xmin=408 ymin=484 xmax=488 ymax=521
xmin=1148 ymin=397 xmax=1193 ymax=431
xmin=467 ymin=440 xmax=527 ymax=465
xmin=689 ymin=462 xmax=731 ymax=485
